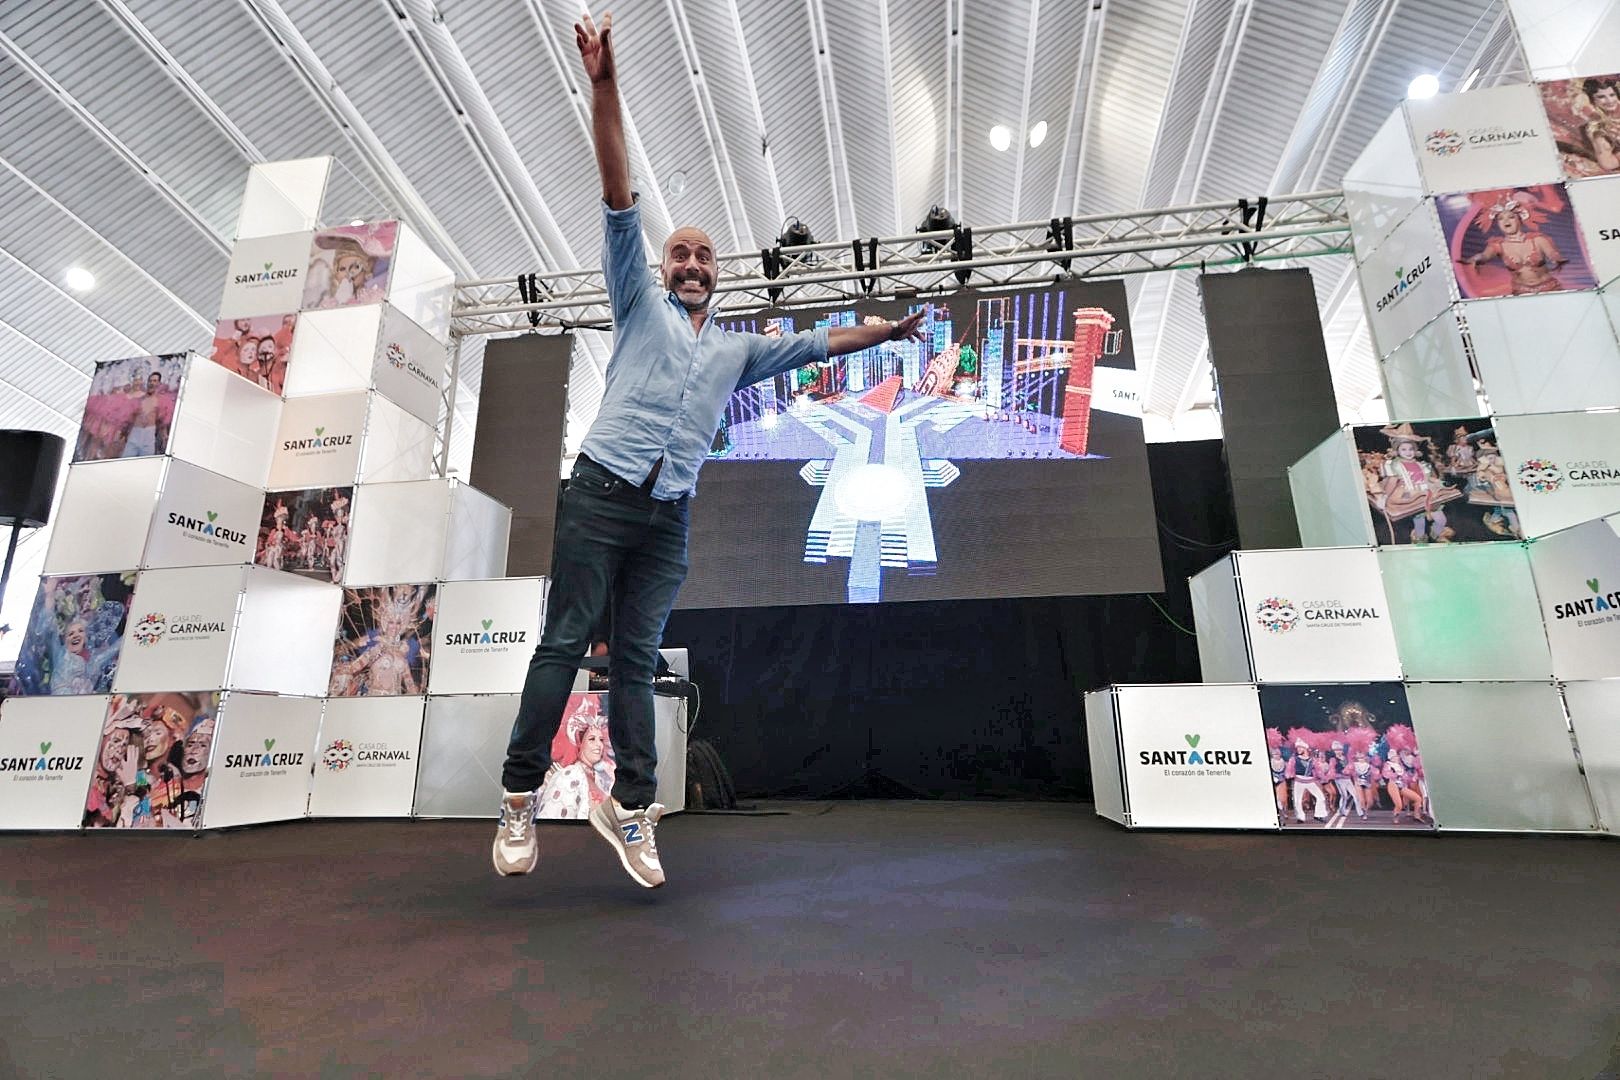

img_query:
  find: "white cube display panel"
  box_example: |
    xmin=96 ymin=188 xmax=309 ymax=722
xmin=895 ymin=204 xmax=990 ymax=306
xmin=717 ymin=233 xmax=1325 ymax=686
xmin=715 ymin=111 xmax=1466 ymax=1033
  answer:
xmin=284 ymin=305 xmax=382 ymax=398
xmin=1288 ymin=431 xmax=1376 ymax=548
xmin=1526 ymin=517 xmax=1620 ymax=680
xmin=1568 ymin=177 xmax=1620 ymax=286
xmin=1404 ymin=681 xmax=1595 ymax=832
xmin=414 ymin=694 xmax=517 ymax=817
xmin=358 ymin=395 xmax=435 ymax=484
xmin=232 ymin=568 xmax=342 ymax=695
xmin=219 ymin=231 xmax=313 ymax=319
xmin=1378 ymin=543 xmax=1552 ymax=679
xmin=236 ymin=157 xmax=331 ymax=240
xmin=144 ymin=460 xmax=262 ymax=570
xmin=373 ymin=305 xmax=448 ymax=426
xmin=445 ymin=482 xmax=513 ymax=581
xmin=1351 ymin=418 xmax=1524 ymax=546
xmin=72 ymin=353 xmax=187 ymax=464
xmin=1342 ymin=110 xmax=1426 ymax=257
xmin=1235 ymin=548 xmax=1402 ymax=682
xmin=0 ymin=696 xmax=108 ymax=829
xmin=200 ymin=693 xmax=324 ymax=830
xmin=1495 ymin=410 xmax=1620 ymax=538
xmin=166 ymin=357 xmax=283 ymax=488
xmin=309 ymin=697 xmax=425 ymax=817
xmin=428 ymin=578 xmax=543 ymax=695
xmin=386 ymin=222 xmax=456 ymax=342
xmin=268 ymin=393 xmax=368 ymax=489
xmin=1379 ymin=309 xmax=1479 ymax=419
xmin=1466 ymin=292 xmax=1620 ymax=414
xmin=344 ymin=480 xmax=451 ymax=586
xmin=43 ymin=459 xmax=165 ymax=575
xmin=1114 ymin=684 xmax=1277 ymax=830
xmin=1404 ymin=84 xmax=1561 ymax=194
xmin=1562 ymin=679 xmax=1620 ymax=833
xmin=1189 ymin=556 xmax=1250 ymax=683
xmin=114 ymin=566 xmax=243 ymax=693
xmin=1084 ymin=689 xmax=1126 ymax=826
xmin=1359 ymin=205 xmax=1453 ymax=358
xmin=1511 ymin=0 xmax=1620 ymax=81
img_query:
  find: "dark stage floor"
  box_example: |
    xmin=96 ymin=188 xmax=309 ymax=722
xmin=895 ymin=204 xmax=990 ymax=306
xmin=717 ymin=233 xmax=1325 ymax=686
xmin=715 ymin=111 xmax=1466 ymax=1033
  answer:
xmin=2 ymin=803 xmax=1617 ymax=1079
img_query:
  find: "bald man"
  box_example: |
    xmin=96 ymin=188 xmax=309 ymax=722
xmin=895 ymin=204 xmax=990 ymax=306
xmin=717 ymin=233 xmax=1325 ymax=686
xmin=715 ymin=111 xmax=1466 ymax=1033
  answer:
xmin=493 ymin=12 xmax=924 ymax=886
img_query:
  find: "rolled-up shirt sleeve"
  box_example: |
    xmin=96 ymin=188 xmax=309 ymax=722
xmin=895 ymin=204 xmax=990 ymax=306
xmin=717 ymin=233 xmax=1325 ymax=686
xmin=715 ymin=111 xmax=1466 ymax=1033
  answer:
xmin=602 ymin=197 xmax=659 ymax=323
xmin=735 ymin=325 xmax=830 ymax=390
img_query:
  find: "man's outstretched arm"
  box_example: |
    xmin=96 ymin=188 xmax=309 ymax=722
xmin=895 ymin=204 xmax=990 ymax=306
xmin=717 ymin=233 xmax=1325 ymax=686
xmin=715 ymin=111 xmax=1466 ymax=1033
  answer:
xmin=827 ymin=308 xmax=928 ymax=356
xmin=577 ymin=12 xmax=631 ymax=210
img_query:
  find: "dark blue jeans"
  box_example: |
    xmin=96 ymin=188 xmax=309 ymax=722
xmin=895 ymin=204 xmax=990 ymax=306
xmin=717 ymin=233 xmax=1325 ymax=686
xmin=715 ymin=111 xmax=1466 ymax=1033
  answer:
xmin=501 ymin=457 xmax=689 ymax=808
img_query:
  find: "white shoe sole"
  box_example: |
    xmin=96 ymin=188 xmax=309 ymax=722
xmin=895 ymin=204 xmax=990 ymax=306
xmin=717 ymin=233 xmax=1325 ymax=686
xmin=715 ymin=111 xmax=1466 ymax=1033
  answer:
xmin=590 ymin=806 xmax=662 ymax=889
xmin=492 ymin=840 xmax=537 ymax=877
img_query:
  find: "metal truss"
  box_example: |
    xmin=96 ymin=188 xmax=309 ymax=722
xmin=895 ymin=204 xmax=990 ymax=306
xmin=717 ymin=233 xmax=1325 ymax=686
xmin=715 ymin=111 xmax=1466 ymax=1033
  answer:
xmin=451 ymin=190 xmax=1350 ymax=337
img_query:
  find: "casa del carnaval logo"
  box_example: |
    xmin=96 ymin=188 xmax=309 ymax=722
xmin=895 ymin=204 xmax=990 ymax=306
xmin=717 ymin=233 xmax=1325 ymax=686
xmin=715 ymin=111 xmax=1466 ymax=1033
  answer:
xmin=1254 ymin=597 xmax=1298 ymax=634
xmin=1425 ymin=129 xmax=1462 ymax=156
xmin=1255 ymin=594 xmax=1381 ymax=634
xmin=1517 ymin=457 xmax=1620 ymax=494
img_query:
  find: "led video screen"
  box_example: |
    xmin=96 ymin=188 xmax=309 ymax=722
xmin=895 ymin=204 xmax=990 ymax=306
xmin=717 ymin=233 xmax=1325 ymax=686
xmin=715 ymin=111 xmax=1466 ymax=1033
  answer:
xmin=678 ymin=279 xmax=1162 ymax=606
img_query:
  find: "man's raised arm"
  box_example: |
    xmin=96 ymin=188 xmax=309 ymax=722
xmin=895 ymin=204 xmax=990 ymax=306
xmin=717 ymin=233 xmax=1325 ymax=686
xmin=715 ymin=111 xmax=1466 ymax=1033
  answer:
xmin=576 ymin=13 xmax=632 ymax=210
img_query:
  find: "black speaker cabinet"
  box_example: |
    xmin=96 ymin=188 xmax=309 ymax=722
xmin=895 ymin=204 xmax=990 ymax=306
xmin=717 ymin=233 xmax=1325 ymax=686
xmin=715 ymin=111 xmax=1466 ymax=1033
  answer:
xmin=0 ymin=430 xmax=66 ymax=527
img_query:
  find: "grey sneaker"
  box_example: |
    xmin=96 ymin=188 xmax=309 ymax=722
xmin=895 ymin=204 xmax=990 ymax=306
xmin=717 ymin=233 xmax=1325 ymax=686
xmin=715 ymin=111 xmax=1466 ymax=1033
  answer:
xmin=589 ymin=798 xmax=666 ymax=888
xmin=492 ymin=790 xmax=539 ymax=876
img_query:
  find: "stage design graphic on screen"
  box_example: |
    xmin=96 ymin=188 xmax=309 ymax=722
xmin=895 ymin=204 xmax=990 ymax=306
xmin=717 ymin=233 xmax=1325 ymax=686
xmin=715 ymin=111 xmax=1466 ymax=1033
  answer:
xmin=12 ymin=573 xmax=135 ymax=696
xmin=83 ymin=692 xmax=218 ymax=830
xmin=1351 ymin=418 xmax=1521 ymax=544
xmin=1258 ymin=683 xmax=1434 ymax=831
xmin=536 ymin=692 xmax=615 ymax=821
xmin=682 ymin=280 xmax=1159 ymax=606
xmin=330 ymin=584 xmax=436 ymax=697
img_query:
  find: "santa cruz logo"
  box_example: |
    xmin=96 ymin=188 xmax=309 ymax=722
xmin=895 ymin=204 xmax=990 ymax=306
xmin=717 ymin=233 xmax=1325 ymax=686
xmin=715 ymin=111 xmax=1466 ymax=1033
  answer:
xmin=322 ymin=738 xmax=354 ymax=771
xmin=1374 ymin=258 xmax=1432 ymax=312
xmin=224 ymin=737 xmax=306 ymax=769
xmin=1424 ymin=129 xmax=1462 ymax=156
xmin=166 ymin=508 xmax=249 ymax=547
xmin=234 ymin=260 xmax=299 ymax=285
xmin=1138 ymin=733 xmax=1254 ymax=767
xmin=0 ymin=741 xmax=87 ymax=773
xmin=132 ymin=613 xmax=166 ymax=647
xmin=1554 ymin=577 xmax=1620 ymax=621
xmin=1254 ymin=597 xmax=1298 ymax=634
xmin=443 ymin=617 xmax=529 ymax=648
xmin=1517 ymin=458 xmax=1562 ymax=493
xmin=283 ymin=426 xmax=356 ymax=452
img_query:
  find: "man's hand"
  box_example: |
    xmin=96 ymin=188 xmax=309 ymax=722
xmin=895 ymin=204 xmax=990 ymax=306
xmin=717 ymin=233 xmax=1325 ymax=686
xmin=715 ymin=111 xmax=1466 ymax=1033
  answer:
xmin=888 ymin=308 xmax=927 ymax=343
xmin=575 ymin=12 xmax=616 ymax=85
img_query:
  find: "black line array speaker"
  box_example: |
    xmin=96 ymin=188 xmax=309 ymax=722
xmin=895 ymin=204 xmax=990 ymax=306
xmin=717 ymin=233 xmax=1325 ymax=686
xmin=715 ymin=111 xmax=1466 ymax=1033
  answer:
xmin=0 ymin=430 xmax=65 ymax=528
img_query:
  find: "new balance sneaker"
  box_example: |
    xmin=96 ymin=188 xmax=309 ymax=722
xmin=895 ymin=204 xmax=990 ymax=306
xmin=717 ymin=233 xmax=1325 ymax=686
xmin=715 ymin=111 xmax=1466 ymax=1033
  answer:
xmin=589 ymin=798 xmax=666 ymax=888
xmin=492 ymin=790 xmax=540 ymax=876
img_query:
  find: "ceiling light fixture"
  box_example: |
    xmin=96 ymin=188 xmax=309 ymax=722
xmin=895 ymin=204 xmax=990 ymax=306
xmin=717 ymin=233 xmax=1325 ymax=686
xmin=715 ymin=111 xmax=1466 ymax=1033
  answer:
xmin=989 ymin=125 xmax=1011 ymax=152
xmin=64 ymin=266 xmax=95 ymax=292
xmin=1407 ymin=73 xmax=1439 ymax=99
xmin=1028 ymin=120 xmax=1048 ymax=148
xmin=347 ymin=218 xmax=366 ymax=226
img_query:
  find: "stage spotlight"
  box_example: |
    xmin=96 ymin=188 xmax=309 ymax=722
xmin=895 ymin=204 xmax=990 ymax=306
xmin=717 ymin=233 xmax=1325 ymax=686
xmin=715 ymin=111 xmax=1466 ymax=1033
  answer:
xmin=1407 ymin=73 xmax=1439 ymax=99
xmin=779 ymin=218 xmax=815 ymax=248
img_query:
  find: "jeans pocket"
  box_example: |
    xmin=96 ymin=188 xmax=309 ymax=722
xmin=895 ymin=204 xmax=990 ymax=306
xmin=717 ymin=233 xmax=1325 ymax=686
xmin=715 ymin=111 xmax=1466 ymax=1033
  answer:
xmin=570 ymin=466 xmax=622 ymax=497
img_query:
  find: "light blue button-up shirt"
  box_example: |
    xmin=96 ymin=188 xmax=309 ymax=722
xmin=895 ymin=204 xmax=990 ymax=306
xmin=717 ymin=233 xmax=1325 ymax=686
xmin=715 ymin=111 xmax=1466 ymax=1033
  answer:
xmin=578 ymin=198 xmax=830 ymax=500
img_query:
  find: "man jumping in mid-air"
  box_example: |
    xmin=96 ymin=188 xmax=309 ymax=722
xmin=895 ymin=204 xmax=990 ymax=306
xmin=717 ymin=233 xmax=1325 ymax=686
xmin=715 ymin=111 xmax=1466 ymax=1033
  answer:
xmin=492 ymin=11 xmax=926 ymax=887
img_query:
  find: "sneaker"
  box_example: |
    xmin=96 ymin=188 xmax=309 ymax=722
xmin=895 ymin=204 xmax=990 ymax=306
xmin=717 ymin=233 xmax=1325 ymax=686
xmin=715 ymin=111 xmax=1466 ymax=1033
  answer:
xmin=590 ymin=797 xmax=666 ymax=888
xmin=492 ymin=790 xmax=539 ymax=876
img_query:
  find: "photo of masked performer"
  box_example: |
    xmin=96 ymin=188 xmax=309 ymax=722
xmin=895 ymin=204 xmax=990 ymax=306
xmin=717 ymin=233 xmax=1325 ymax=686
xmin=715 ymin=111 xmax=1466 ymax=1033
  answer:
xmin=1440 ymin=184 xmax=1596 ymax=298
xmin=303 ymin=223 xmax=396 ymax=309
xmin=83 ymin=693 xmax=218 ymax=829
xmin=536 ymin=694 xmax=616 ymax=821
xmin=1540 ymin=74 xmax=1620 ymax=178
xmin=256 ymin=487 xmax=353 ymax=579
xmin=209 ymin=314 xmax=296 ymax=394
xmin=1259 ymin=683 xmax=1434 ymax=831
xmin=329 ymin=584 xmax=435 ymax=697
xmin=10 ymin=574 xmax=134 ymax=696
xmin=72 ymin=354 xmax=186 ymax=462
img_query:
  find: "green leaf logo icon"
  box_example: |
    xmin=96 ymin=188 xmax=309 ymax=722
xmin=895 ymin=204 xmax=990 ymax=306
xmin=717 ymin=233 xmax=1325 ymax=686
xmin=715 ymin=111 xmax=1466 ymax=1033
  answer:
xmin=1184 ymin=734 xmax=1201 ymax=748
xmin=481 ymin=619 xmax=493 ymax=630
xmin=263 ymin=261 xmax=272 ymax=272
xmin=315 ymin=427 xmax=325 ymax=437
xmin=264 ymin=738 xmax=276 ymax=751
xmin=39 ymin=741 xmax=51 ymax=755
xmin=206 ymin=510 xmax=218 ymax=522
xmin=1588 ymin=578 xmax=1601 ymax=594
